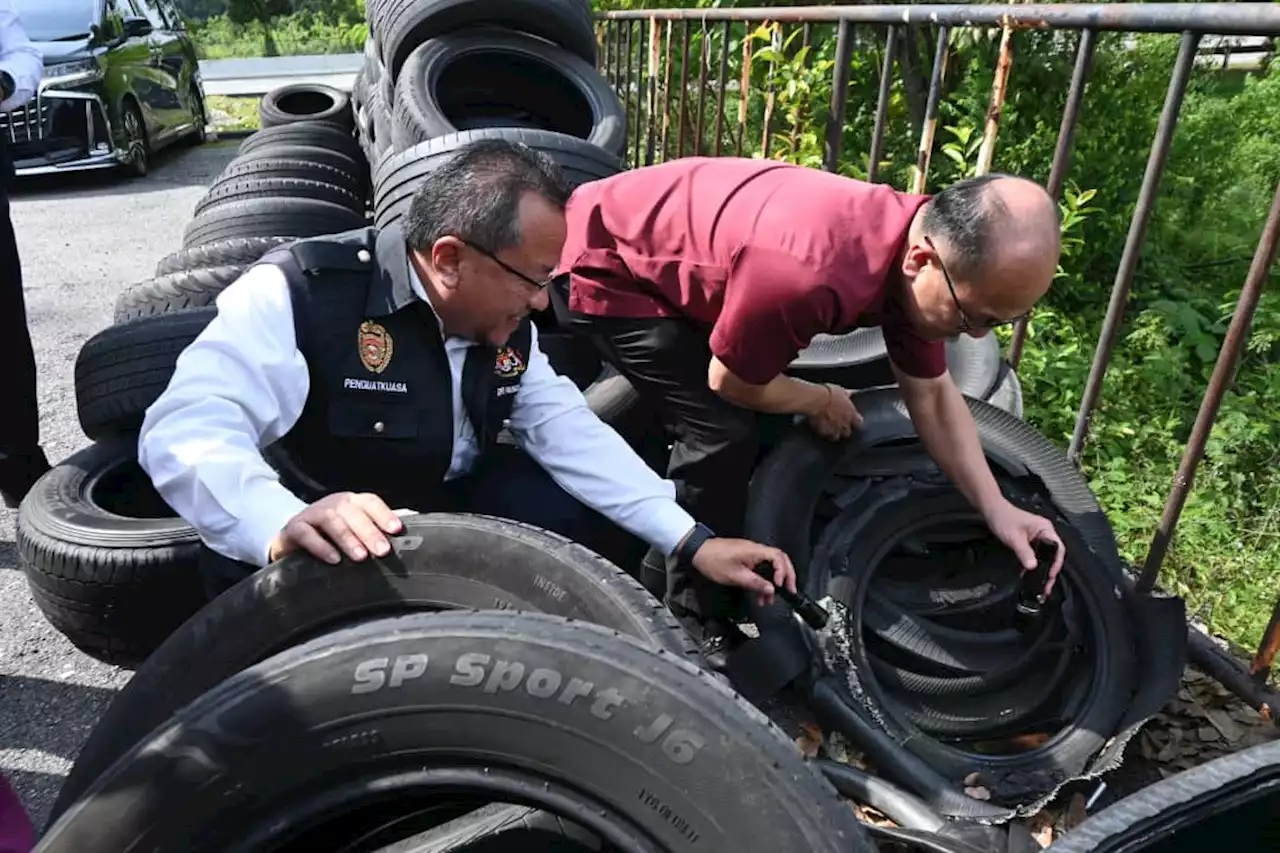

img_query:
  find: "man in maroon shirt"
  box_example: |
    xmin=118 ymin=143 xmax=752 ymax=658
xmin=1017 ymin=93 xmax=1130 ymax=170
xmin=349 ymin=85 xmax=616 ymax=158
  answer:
xmin=551 ymin=157 xmax=1066 ymax=654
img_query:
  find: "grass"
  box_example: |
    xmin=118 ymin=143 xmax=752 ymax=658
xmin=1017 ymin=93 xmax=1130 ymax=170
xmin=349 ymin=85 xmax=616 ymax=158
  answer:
xmin=206 ymin=95 xmax=262 ymax=132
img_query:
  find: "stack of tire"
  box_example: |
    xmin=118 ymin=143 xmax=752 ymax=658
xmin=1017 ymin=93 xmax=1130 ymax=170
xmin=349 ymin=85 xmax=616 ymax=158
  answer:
xmin=14 ymin=87 xmax=378 ymax=670
xmin=351 ymin=0 xmax=627 ymax=388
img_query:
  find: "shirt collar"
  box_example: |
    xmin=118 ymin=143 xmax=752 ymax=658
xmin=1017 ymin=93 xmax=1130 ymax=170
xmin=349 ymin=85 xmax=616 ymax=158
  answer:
xmin=407 ymin=260 xmax=447 ymax=338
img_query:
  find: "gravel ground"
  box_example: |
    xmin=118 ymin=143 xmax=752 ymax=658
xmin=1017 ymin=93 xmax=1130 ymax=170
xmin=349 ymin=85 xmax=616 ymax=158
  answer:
xmin=0 ymin=138 xmax=242 ymax=831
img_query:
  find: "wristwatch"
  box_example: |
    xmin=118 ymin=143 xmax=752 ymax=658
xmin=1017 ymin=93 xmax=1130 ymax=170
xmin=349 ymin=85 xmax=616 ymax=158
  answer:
xmin=0 ymin=72 xmax=14 ymax=101
xmin=675 ymin=522 xmax=716 ymax=566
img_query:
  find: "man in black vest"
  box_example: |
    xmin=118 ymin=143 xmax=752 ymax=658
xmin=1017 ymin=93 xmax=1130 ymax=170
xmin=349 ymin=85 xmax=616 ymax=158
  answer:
xmin=0 ymin=4 xmax=47 ymax=508
xmin=138 ymin=140 xmax=796 ymax=656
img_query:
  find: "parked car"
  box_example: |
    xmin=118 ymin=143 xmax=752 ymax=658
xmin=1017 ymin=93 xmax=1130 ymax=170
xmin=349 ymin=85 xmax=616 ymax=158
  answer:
xmin=5 ymin=0 xmax=207 ymax=178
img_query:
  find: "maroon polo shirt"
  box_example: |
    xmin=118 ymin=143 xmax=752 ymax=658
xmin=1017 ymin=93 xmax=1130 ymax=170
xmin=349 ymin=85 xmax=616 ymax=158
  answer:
xmin=558 ymin=157 xmax=945 ymax=385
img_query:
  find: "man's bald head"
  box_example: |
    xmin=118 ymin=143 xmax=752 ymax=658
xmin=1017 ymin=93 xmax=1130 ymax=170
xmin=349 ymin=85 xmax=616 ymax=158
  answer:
xmin=919 ymin=173 xmax=1061 ymax=281
xmin=898 ymin=174 xmax=1062 ymax=340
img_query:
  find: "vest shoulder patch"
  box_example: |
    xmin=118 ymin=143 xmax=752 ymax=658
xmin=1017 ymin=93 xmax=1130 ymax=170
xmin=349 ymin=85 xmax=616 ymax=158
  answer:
xmin=494 ymin=346 xmax=526 ymax=378
xmin=359 ymin=320 xmax=394 ymax=374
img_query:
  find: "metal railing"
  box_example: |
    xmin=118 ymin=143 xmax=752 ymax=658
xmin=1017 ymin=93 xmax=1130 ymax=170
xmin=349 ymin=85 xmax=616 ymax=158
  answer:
xmin=594 ymin=4 xmax=1280 ymax=717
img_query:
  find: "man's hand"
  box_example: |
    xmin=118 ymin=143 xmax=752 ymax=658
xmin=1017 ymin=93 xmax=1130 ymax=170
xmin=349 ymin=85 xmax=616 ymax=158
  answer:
xmin=806 ymin=383 xmax=863 ymax=441
xmin=983 ymin=500 xmax=1066 ymax=597
xmin=692 ymin=538 xmax=797 ymax=606
xmin=268 ymin=492 xmax=404 ymax=565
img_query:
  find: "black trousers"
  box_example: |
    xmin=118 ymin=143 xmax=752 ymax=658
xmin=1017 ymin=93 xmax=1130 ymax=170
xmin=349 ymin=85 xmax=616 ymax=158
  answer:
xmin=0 ymin=192 xmax=47 ymax=505
xmin=551 ymin=280 xmax=773 ymax=624
xmin=199 ymin=446 xmax=636 ymax=601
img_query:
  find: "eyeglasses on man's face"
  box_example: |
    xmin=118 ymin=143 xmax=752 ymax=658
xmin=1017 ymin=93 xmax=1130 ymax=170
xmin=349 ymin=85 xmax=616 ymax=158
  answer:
xmin=923 ymin=235 xmax=1030 ymax=333
xmin=459 ymin=237 xmax=555 ymax=292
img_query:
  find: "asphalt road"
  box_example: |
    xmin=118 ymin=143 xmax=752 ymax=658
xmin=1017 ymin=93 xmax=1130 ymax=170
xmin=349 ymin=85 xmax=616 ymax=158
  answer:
xmin=0 ymin=137 xmax=242 ymax=831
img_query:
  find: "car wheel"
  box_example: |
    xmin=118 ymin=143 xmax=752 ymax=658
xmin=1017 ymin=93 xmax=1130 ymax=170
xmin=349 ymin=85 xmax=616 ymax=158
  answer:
xmin=188 ymin=81 xmax=208 ymax=144
xmin=120 ymin=100 xmax=149 ymax=177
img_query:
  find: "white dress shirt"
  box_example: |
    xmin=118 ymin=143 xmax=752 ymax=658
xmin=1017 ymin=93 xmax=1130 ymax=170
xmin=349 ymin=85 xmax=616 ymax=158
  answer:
xmin=0 ymin=2 xmax=42 ymax=113
xmin=137 ymin=261 xmax=697 ymax=567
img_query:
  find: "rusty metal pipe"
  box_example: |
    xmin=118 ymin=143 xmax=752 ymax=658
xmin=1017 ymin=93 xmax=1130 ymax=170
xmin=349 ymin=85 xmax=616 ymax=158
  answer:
xmin=621 ymin=20 xmax=634 ymax=166
xmin=677 ymin=20 xmax=691 ymax=157
xmin=660 ymin=21 xmax=673 ymax=162
xmin=824 ymin=20 xmax=855 ymax=172
xmin=1009 ymin=27 xmax=1097 ymax=369
xmin=633 ymin=20 xmax=647 ymax=169
xmin=867 ymin=25 xmax=897 ymax=184
xmin=714 ymin=20 xmax=730 ymax=157
xmin=598 ymin=5 xmax=1280 ymax=37
xmin=736 ymin=25 xmax=752 ymax=157
xmin=911 ymin=26 xmax=950 ymax=194
xmin=600 ymin=21 xmax=610 ymax=78
xmin=1068 ymin=30 xmax=1201 ymax=464
xmin=695 ymin=23 xmax=710 ymax=156
xmin=1251 ymin=596 xmax=1280 ymax=683
xmin=1189 ymin=628 xmax=1280 ymax=726
xmin=974 ymin=25 xmax=1015 ymax=176
xmin=645 ymin=17 xmax=660 ymax=166
xmin=1138 ymin=180 xmax=1280 ymax=593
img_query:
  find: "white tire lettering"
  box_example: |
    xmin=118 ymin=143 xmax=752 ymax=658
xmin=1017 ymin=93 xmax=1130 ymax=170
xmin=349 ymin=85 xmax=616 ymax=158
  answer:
xmin=351 ymin=657 xmax=389 ymax=694
xmin=450 ymin=652 xmax=489 ymax=687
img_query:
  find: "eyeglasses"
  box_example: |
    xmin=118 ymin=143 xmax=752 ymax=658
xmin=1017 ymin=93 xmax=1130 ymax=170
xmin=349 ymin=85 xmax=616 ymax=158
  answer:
xmin=459 ymin=238 xmax=555 ymax=292
xmin=923 ymin=235 xmax=1029 ymax=333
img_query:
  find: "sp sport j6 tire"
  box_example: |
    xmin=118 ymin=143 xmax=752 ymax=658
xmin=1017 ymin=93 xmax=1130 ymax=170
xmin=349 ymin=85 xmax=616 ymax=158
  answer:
xmin=40 ymin=611 xmax=875 ymax=853
xmin=48 ymin=513 xmax=697 ymax=824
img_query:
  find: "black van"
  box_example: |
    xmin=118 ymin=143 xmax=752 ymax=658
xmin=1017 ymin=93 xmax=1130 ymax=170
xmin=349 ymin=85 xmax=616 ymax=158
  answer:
xmin=4 ymin=0 xmax=207 ymax=178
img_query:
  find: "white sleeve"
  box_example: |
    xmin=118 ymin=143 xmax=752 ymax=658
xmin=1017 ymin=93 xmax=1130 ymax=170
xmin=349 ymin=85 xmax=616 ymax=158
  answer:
xmin=508 ymin=325 xmax=696 ymax=556
xmin=0 ymin=2 xmax=42 ymax=112
xmin=137 ymin=263 xmax=313 ymax=567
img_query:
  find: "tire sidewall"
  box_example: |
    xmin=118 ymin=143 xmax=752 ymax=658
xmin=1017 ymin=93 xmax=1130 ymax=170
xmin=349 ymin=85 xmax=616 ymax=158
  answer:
xmin=402 ymin=31 xmax=626 ymax=155
xmin=44 ymin=614 xmax=870 ymax=853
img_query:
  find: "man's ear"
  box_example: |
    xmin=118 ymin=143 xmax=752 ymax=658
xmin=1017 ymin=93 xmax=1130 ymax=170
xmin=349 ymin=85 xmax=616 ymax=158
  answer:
xmin=901 ymin=241 xmax=931 ymax=279
xmin=430 ymin=236 xmax=465 ymax=290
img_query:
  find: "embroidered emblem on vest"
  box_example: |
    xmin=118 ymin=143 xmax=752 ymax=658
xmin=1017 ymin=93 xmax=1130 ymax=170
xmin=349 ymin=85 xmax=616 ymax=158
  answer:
xmin=359 ymin=320 xmax=393 ymax=374
xmin=494 ymin=346 xmax=526 ymax=378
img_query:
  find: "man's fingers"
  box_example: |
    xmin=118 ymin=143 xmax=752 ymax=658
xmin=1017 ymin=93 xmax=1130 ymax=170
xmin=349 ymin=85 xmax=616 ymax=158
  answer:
xmin=314 ymin=508 xmax=370 ymax=561
xmin=1043 ymin=534 xmax=1066 ymax=597
xmin=1009 ymin=533 xmax=1037 ymax=571
xmin=290 ymin=523 xmax=342 ymax=565
xmin=769 ymin=551 xmax=798 ymax=594
xmin=738 ymin=568 xmax=776 ymax=599
xmin=338 ymin=503 xmax=391 ymax=558
xmin=352 ymin=492 xmax=404 ymax=536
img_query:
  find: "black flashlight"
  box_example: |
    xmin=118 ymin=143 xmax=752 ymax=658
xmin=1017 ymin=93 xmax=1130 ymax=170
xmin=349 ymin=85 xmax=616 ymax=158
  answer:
xmin=753 ymin=561 xmax=831 ymax=630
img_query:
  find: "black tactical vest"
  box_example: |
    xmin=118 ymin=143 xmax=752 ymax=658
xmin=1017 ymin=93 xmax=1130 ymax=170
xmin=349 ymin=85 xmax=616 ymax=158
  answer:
xmin=259 ymin=224 xmax=533 ymax=510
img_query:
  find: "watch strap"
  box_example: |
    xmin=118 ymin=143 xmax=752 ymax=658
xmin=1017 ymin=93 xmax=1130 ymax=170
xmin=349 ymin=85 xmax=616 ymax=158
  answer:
xmin=675 ymin=522 xmax=715 ymax=567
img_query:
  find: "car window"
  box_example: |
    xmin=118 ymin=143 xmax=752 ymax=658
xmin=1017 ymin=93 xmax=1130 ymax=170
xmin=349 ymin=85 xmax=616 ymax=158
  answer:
xmin=11 ymin=0 xmax=100 ymax=41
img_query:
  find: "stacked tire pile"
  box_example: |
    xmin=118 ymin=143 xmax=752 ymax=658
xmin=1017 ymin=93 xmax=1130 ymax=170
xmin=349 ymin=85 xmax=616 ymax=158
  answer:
xmin=351 ymin=0 xmax=627 ymax=386
xmin=35 ymin=513 xmax=1277 ymax=852
xmin=14 ymin=87 xmax=375 ymax=670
